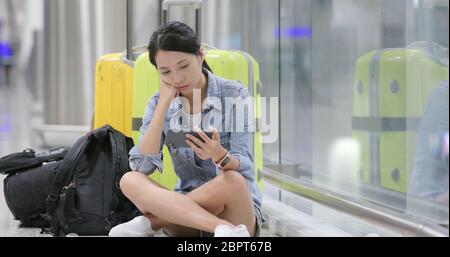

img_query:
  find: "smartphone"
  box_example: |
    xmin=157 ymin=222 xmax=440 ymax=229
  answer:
xmin=166 ymin=129 xmax=213 ymax=148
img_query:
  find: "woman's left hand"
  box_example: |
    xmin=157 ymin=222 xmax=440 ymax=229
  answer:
xmin=186 ymin=127 xmax=227 ymax=162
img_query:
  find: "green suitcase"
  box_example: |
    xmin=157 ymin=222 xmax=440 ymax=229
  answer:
xmin=352 ymin=43 xmax=449 ymax=193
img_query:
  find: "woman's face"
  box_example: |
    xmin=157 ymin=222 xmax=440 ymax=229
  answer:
xmin=155 ymin=49 xmax=205 ymax=96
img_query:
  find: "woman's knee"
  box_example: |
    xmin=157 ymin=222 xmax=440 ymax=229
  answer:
xmin=119 ymin=171 xmax=147 ymax=194
xmin=220 ymin=170 xmax=248 ymax=191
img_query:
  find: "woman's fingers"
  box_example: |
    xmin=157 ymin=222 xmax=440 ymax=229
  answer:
xmin=193 ymin=127 xmax=212 ymax=143
xmin=186 ymin=139 xmax=207 ymax=158
xmin=209 ymin=127 xmax=220 ymax=142
xmin=186 ymin=134 xmax=207 ymax=149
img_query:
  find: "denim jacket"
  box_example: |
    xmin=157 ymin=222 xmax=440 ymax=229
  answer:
xmin=128 ymin=69 xmax=264 ymax=221
xmin=409 ymin=80 xmax=449 ymax=200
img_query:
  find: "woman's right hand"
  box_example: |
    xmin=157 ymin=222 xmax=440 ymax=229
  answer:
xmin=159 ymin=79 xmax=179 ymax=106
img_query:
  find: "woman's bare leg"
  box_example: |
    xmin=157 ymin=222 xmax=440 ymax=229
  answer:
xmin=120 ymin=170 xmax=256 ymax=236
xmin=120 ymin=172 xmax=232 ymax=233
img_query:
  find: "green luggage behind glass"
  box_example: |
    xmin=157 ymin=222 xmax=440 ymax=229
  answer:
xmin=132 ymin=50 xmax=264 ymax=191
xmin=352 ymin=43 xmax=449 ymax=193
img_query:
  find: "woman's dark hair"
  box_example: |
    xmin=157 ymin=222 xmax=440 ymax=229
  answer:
xmin=148 ymin=21 xmax=212 ymax=72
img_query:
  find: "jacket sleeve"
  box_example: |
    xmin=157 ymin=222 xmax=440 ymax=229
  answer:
xmin=129 ymin=94 xmax=165 ymax=175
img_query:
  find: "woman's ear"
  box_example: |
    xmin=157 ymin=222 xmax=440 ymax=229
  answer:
xmin=198 ymin=48 xmax=206 ymax=63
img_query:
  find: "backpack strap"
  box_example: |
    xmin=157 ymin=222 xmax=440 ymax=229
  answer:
xmin=50 ymin=187 xmax=69 ymax=237
xmin=112 ymin=128 xmax=131 ymax=172
xmin=106 ymin=129 xmax=129 ymax=223
xmin=47 ymin=132 xmax=94 ymax=215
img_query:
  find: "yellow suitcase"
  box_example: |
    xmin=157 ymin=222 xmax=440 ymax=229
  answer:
xmin=93 ymin=48 xmax=147 ymax=137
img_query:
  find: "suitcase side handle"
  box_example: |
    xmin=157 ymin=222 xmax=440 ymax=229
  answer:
xmin=162 ymin=0 xmax=202 ymax=41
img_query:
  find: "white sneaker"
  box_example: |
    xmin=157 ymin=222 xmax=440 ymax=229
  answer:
xmin=108 ymin=215 xmax=157 ymax=237
xmin=214 ymin=224 xmax=250 ymax=237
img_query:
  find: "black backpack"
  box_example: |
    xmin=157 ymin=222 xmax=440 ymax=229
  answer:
xmin=46 ymin=125 xmax=141 ymax=236
xmin=1 ymin=148 xmax=68 ymax=228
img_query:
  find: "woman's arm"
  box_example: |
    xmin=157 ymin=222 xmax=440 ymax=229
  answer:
xmin=138 ymin=100 xmax=171 ymax=155
xmin=139 ymin=80 xmax=179 ymax=155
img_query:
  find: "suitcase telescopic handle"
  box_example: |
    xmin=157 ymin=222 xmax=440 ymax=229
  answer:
xmin=126 ymin=0 xmax=133 ymax=60
xmin=162 ymin=0 xmax=202 ymax=41
xmin=125 ymin=1 xmax=150 ymax=61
